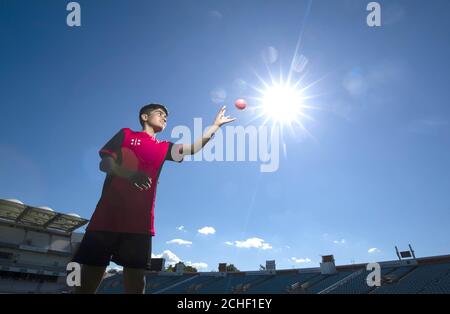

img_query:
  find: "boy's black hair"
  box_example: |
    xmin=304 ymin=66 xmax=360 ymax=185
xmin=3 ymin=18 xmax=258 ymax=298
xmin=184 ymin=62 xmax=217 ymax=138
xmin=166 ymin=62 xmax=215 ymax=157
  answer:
xmin=139 ymin=103 xmax=169 ymax=127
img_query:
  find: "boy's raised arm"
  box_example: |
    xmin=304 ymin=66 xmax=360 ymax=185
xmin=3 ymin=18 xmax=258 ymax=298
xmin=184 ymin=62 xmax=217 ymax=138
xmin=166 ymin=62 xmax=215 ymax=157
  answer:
xmin=181 ymin=106 xmax=236 ymax=156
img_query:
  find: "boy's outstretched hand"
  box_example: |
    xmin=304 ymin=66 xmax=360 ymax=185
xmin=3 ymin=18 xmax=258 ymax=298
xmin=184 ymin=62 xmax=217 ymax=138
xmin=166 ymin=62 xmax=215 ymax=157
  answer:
xmin=214 ymin=106 xmax=236 ymax=127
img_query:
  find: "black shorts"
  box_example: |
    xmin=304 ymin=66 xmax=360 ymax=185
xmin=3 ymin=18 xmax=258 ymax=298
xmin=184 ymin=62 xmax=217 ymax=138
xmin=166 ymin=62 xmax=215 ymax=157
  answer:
xmin=72 ymin=230 xmax=152 ymax=269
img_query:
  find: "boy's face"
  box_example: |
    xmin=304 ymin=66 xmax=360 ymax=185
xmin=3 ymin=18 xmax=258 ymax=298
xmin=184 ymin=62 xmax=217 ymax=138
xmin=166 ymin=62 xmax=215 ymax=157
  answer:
xmin=142 ymin=109 xmax=167 ymax=132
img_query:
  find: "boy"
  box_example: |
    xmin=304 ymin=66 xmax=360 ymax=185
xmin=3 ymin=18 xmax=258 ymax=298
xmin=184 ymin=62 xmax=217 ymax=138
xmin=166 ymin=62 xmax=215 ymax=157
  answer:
xmin=73 ymin=103 xmax=235 ymax=293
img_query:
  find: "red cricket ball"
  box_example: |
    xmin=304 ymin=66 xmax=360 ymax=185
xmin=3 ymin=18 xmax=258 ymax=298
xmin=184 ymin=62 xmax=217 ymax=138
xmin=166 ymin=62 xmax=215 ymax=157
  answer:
xmin=235 ymin=98 xmax=247 ymax=110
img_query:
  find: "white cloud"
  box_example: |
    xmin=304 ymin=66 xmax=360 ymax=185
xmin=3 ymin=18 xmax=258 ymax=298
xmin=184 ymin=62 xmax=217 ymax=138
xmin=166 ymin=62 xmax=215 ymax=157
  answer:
xmin=228 ymin=237 xmax=273 ymax=250
xmin=176 ymin=225 xmax=185 ymax=231
xmin=152 ymin=250 xmax=181 ymax=266
xmin=368 ymin=248 xmax=381 ymax=254
xmin=333 ymin=239 xmax=346 ymax=245
xmin=225 ymin=241 xmax=234 ymax=246
xmin=186 ymin=261 xmax=208 ymax=270
xmin=198 ymin=226 xmax=216 ymax=235
xmin=290 ymin=257 xmax=312 ymax=264
xmin=166 ymin=239 xmax=192 ymax=246
xmin=151 ymin=250 xmax=207 ymax=270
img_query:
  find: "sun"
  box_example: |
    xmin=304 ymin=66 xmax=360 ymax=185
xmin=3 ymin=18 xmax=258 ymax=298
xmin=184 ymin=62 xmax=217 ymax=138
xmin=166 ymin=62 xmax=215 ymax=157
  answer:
xmin=261 ymin=84 xmax=304 ymax=124
xmin=246 ymin=50 xmax=327 ymax=141
xmin=249 ymin=72 xmax=318 ymax=136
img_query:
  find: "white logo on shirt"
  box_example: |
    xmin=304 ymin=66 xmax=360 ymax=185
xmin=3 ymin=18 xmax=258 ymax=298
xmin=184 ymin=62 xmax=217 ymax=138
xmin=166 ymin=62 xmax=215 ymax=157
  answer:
xmin=131 ymin=138 xmax=141 ymax=146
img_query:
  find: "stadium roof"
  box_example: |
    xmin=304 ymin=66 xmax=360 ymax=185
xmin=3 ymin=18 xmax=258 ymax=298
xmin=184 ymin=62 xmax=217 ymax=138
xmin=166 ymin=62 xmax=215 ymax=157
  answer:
xmin=0 ymin=199 xmax=89 ymax=233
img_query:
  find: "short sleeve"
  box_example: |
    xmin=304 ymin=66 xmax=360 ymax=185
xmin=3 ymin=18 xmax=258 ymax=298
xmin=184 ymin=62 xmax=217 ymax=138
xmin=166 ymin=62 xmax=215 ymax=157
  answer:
xmin=99 ymin=129 xmax=125 ymax=161
xmin=165 ymin=142 xmax=184 ymax=163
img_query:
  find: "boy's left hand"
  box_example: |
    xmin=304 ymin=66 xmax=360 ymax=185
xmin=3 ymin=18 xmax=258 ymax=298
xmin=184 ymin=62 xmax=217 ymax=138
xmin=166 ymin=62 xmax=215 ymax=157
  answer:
xmin=214 ymin=106 xmax=236 ymax=127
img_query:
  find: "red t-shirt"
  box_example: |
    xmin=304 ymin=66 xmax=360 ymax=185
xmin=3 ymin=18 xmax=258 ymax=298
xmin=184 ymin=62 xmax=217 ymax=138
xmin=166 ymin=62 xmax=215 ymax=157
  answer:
xmin=87 ymin=128 xmax=183 ymax=235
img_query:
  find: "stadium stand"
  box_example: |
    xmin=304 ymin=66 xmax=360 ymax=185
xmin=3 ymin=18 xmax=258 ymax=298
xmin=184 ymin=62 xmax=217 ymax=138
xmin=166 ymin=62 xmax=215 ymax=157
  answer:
xmin=0 ymin=198 xmax=88 ymax=293
xmin=94 ymin=254 xmax=450 ymax=294
xmin=96 ymin=254 xmax=450 ymax=294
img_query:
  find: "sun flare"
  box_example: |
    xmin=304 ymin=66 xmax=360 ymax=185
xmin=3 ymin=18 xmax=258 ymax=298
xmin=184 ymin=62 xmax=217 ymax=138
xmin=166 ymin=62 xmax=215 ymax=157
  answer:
xmin=261 ymin=84 xmax=304 ymax=124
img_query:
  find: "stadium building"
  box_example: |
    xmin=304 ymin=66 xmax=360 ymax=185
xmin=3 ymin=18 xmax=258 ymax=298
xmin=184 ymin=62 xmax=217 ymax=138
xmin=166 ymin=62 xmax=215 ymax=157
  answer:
xmin=0 ymin=199 xmax=88 ymax=293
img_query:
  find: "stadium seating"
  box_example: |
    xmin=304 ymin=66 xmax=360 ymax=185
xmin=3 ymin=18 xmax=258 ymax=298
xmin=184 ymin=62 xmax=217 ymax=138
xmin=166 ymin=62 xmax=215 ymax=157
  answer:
xmin=420 ymin=269 xmax=450 ymax=294
xmin=95 ymin=259 xmax=450 ymax=294
xmin=327 ymin=267 xmax=394 ymax=294
xmin=305 ymin=270 xmax=354 ymax=293
xmin=247 ymin=272 xmax=319 ymax=294
xmin=372 ymin=262 xmax=450 ymax=294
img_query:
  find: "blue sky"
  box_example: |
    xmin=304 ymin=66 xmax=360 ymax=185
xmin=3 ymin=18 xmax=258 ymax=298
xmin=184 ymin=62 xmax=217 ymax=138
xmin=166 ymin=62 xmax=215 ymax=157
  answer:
xmin=1 ymin=0 xmax=450 ymax=271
